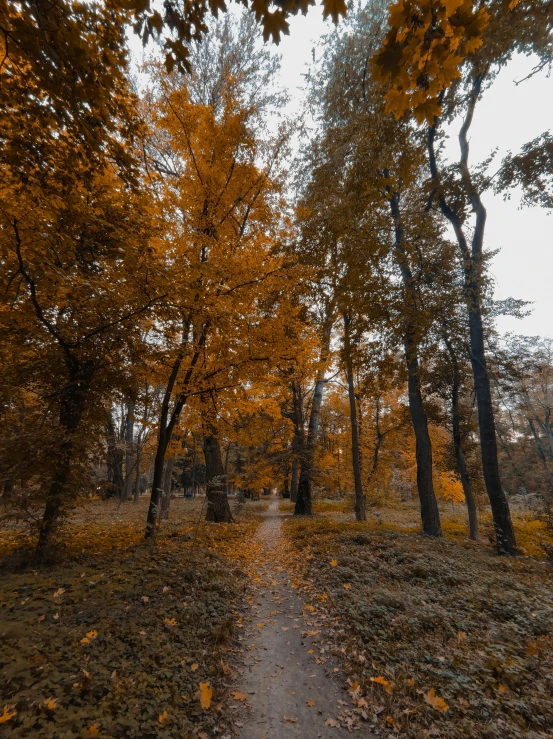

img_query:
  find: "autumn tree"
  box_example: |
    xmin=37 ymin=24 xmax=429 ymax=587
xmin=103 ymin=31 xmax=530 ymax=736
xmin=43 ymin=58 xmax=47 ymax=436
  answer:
xmin=141 ymin=13 xmax=300 ymax=533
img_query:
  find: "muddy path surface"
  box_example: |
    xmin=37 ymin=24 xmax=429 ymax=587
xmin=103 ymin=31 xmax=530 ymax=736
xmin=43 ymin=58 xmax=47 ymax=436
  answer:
xmin=232 ymin=501 xmax=371 ymax=738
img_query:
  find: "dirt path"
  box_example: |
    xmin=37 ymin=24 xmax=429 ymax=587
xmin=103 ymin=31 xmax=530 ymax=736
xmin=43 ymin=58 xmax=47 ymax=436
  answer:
xmin=233 ymin=501 xmax=369 ymax=737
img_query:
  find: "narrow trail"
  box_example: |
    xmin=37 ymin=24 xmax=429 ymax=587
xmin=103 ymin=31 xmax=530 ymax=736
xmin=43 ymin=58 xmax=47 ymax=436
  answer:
xmin=233 ymin=501 xmax=368 ymax=737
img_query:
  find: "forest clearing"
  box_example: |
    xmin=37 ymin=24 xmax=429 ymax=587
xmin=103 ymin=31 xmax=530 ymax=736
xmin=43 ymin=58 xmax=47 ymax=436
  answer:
xmin=2 ymin=0 xmax=553 ymax=737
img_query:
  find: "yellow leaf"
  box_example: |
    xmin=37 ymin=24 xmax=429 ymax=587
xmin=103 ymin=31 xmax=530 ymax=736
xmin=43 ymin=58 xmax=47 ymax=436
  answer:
xmin=164 ymin=618 xmax=177 ymax=626
xmin=0 ymin=705 xmax=17 ymax=723
xmin=457 ymin=631 xmax=467 ymax=640
xmin=231 ymin=691 xmax=248 ymax=702
xmin=199 ymin=682 xmax=212 ymax=710
xmin=43 ymin=698 xmax=57 ymax=710
xmin=158 ymin=710 xmax=169 ymax=726
xmin=424 ymin=688 xmax=449 ymax=712
xmin=330 ymin=559 xmax=337 ymax=567
xmin=220 ymin=660 xmax=232 ymax=675
xmin=306 ymin=699 xmax=316 ymax=707
xmin=190 ymin=663 xmax=199 ymax=671
xmin=322 ymin=0 xmax=347 ymax=23
xmin=80 ymin=637 xmax=90 ymax=644
xmin=283 ymin=716 xmax=298 ymax=722
xmin=498 ymin=684 xmax=507 ymax=694
xmin=53 ymin=588 xmax=65 ymax=598
xmin=371 ymin=676 xmax=392 ymax=693
xmin=307 ymin=649 xmax=314 ymax=654
xmin=88 ymin=725 xmax=99 ymax=736
xmin=343 ymin=583 xmax=351 ymax=589
xmin=86 ymin=631 xmax=98 ymax=639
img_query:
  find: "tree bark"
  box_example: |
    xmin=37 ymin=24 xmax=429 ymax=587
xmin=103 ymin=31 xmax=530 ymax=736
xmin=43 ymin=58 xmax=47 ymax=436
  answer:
xmin=294 ymin=307 xmax=334 ymax=516
xmin=290 ymin=458 xmax=299 ymax=503
xmin=106 ymin=417 xmax=124 ymax=498
xmin=389 ymin=191 xmax=442 ymax=538
xmin=343 ymin=313 xmax=366 ymax=521
xmin=134 ymin=449 xmax=141 ymax=503
xmin=203 ymin=431 xmax=233 ymax=522
xmin=123 ymin=402 xmax=135 ymax=501
xmin=145 ymin=321 xmax=206 ymax=538
xmin=36 ymin=365 xmax=93 ymax=561
xmin=427 ymin=79 xmax=517 ymax=554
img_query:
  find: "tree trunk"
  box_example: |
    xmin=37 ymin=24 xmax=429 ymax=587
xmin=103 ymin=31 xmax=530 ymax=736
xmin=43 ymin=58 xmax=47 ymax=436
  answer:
xmin=290 ymin=458 xmax=299 ymax=502
xmin=389 ymin=191 xmax=442 ymax=538
xmin=133 ymin=449 xmax=141 ymax=503
xmin=36 ymin=366 xmax=92 ymax=562
xmin=343 ymin=313 xmax=366 ymax=521
xmin=443 ymin=332 xmax=478 ymax=541
xmin=146 ymin=320 xmax=205 ymax=538
xmin=203 ymin=432 xmax=233 ymax=522
xmin=294 ymin=308 xmax=334 ymax=516
xmin=427 ymin=85 xmax=517 ymax=554
xmin=123 ymin=403 xmax=135 ymax=502
xmin=161 ymin=455 xmax=175 ymax=518
xmin=294 ymin=376 xmax=326 ymax=516
xmin=106 ymin=418 xmax=124 ymax=498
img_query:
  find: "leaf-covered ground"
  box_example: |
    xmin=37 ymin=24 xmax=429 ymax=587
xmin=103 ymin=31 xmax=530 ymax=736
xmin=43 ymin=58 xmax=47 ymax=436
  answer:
xmin=0 ymin=498 xmax=268 ymax=738
xmin=282 ymin=505 xmax=553 ymax=739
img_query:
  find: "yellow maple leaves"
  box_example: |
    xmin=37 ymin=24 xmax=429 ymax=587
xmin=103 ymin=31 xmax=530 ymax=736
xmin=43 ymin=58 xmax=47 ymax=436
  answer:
xmin=80 ymin=630 xmax=98 ymax=644
xmin=424 ymin=688 xmax=449 ymax=711
xmin=371 ymin=0 xmax=522 ymax=124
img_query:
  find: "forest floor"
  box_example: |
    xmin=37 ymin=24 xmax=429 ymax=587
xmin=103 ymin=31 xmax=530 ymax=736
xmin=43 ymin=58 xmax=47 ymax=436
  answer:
xmin=0 ymin=496 xmax=269 ymax=738
xmin=281 ymin=499 xmax=553 ymax=739
xmin=1 ymin=495 xmax=553 ymax=739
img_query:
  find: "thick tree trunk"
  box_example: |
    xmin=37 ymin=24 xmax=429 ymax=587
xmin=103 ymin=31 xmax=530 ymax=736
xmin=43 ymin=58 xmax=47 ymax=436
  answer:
xmin=123 ymin=403 xmax=134 ymax=502
xmin=427 ymin=88 xmax=517 ymax=553
xmin=294 ymin=376 xmax=326 ymax=516
xmin=290 ymin=458 xmax=299 ymax=503
xmin=203 ymin=432 xmax=233 ymax=522
xmin=343 ymin=313 xmax=366 ymax=521
xmin=294 ymin=310 xmax=334 ymax=517
xmin=36 ymin=367 xmax=92 ymax=562
xmin=161 ymin=455 xmax=175 ymax=518
xmin=133 ymin=449 xmax=141 ymax=503
xmin=389 ymin=191 xmax=442 ymax=538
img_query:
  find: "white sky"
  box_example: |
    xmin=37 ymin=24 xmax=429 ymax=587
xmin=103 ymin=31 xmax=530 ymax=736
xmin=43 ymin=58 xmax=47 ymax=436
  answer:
xmin=275 ymin=9 xmax=553 ymax=340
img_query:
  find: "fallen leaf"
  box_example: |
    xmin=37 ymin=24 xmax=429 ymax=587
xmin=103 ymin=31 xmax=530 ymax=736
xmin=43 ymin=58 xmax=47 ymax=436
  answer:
xmin=221 ymin=660 xmax=232 ymax=675
xmin=141 ymin=596 xmax=149 ymax=603
xmin=199 ymin=682 xmax=212 ymax=709
xmin=38 ymin=615 xmax=45 ymax=623
xmin=457 ymin=631 xmax=467 ymax=640
xmin=231 ymin=691 xmax=248 ymax=702
xmin=306 ymin=699 xmax=316 ymax=707
xmin=343 ymin=583 xmax=351 ymax=589
xmin=371 ymin=676 xmax=392 ymax=693
xmin=283 ymin=716 xmax=298 ymax=722
xmin=86 ymin=631 xmax=98 ymax=639
xmin=53 ymin=588 xmax=65 ymax=598
xmin=282 ymin=627 xmax=289 ymax=631
xmin=330 ymin=560 xmax=338 ymax=567
xmin=424 ymin=688 xmax=449 ymax=712
xmin=0 ymin=705 xmax=17 ymax=723
xmin=43 ymin=698 xmax=57 ymax=710
xmin=325 ymin=717 xmax=340 ymax=727
xmin=88 ymin=725 xmax=99 ymax=737
xmin=190 ymin=663 xmax=199 ymax=672
xmin=307 ymin=649 xmax=314 ymax=654
xmin=164 ymin=618 xmax=177 ymax=626
xmin=158 ymin=710 xmax=169 ymax=726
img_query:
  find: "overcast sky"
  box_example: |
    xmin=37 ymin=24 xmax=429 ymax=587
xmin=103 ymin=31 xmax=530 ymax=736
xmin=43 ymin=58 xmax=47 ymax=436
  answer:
xmin=275 ymin=8 xmax=553 ymax=340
